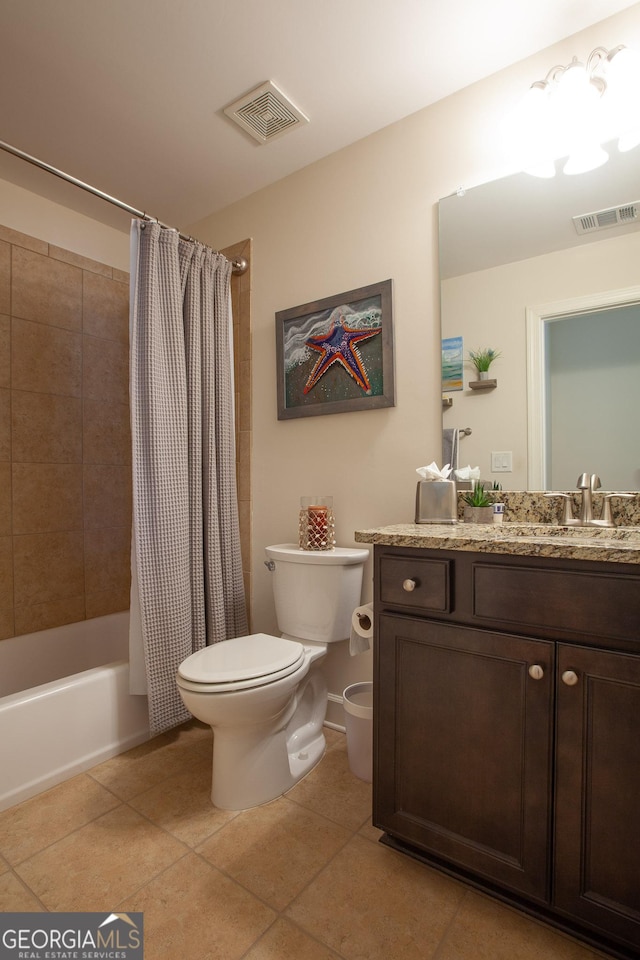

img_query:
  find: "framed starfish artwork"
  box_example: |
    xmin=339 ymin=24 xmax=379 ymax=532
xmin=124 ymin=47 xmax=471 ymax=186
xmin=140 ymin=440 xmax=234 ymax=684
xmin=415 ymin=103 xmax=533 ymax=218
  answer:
xmin=275 ymin=279 xmax=395 ymax=419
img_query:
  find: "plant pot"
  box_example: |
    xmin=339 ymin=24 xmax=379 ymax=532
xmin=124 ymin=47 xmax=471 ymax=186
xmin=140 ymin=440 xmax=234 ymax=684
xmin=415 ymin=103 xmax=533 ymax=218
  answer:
xmin=463 ymin=505 xmax=494 ymax=523
xmin=477 ymin=370 xmax=490 ymax=380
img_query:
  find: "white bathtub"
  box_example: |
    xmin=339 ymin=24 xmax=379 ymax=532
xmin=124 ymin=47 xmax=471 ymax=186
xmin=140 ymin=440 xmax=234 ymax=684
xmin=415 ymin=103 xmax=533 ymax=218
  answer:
xmin=0 ymin=611 xmax=150 ymax=812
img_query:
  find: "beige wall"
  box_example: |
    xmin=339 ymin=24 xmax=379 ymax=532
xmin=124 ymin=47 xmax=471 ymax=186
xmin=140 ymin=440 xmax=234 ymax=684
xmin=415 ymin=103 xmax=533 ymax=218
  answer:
xmin=0 ymin=179 xmax=130 ymax=274
xmin=187 ymin=6 xmax=640 ymax=708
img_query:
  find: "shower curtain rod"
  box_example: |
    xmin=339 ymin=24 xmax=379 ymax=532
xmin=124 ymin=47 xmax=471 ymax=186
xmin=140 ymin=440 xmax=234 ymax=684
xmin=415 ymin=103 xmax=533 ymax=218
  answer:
xmin=0 ymin=138 xmax=248 ymax=276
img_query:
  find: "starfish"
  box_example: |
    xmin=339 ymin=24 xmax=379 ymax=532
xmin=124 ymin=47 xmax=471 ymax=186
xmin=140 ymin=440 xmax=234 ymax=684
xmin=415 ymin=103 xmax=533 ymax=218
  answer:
xmin=303 ymin=316 xmax=381 ymax=394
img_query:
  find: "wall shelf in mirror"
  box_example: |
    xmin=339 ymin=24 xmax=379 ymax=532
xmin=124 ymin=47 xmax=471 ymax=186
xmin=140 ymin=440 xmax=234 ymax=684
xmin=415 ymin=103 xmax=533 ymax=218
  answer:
xmin=469 ymin=379 xmax=497 ymax=390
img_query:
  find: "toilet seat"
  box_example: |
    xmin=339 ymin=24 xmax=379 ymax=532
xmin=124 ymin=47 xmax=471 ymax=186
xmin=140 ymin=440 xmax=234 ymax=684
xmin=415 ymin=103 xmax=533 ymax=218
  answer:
xmin=176 ymin=633 xmax=305 ymax=693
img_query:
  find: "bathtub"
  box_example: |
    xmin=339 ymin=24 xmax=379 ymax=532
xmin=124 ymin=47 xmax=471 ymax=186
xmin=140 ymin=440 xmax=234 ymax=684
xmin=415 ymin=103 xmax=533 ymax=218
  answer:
xmin=0 ymin=611 xmax=150 ymax=812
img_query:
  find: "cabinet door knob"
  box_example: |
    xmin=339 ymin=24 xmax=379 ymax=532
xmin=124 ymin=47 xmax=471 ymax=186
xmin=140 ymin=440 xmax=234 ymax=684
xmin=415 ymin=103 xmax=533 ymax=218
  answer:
xmin=562 ymin=670 xmax=579 ymax=686
xmin=528 ymin=664 xmax=544 ymax=680
xmin=402 ymin=578 xmax=417 ymax=592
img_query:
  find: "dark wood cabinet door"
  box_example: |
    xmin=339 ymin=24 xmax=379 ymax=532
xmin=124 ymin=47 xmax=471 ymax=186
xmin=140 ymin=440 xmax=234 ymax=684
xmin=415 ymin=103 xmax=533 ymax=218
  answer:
xmin=374 ymin=614 xmax=554 ymax=900
xmin=554 ymin=644 xmax=640 ymax=952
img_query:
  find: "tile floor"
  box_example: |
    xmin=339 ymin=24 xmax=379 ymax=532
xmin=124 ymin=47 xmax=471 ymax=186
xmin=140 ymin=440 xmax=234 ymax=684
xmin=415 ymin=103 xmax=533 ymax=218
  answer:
xmin=0 ymin=722 xmax=616 ymax=960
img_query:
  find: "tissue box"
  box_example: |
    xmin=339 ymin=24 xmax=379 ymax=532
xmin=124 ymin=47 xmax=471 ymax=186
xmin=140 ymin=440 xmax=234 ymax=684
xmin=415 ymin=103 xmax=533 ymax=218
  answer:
xmin=415 ymin=480 xmax=458 ymax=524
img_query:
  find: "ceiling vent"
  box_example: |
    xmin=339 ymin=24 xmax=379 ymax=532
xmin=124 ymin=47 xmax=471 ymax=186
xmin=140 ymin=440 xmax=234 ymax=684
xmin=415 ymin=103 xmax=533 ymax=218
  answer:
xmin=224 ymin=81 xmax=309 ymax=144
xmin=573 ymin=203 xmax=639 ymax=235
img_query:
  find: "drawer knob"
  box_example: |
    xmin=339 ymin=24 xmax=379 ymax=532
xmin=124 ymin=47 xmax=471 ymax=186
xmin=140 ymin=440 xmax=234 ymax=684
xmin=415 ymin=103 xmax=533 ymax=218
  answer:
xmin=562 ymin=670 xmax=579 ymax=687
xmin=528 ymin=664 xmax=544 ymax=680
xmin=402 ymin=578 xmax=417 ymax=592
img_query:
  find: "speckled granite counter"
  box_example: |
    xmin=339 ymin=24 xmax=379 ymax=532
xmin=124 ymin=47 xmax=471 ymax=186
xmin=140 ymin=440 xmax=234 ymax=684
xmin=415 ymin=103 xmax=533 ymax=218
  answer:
xmin=476 ymin=490 xmax=640 ymax=527
xmin=354 ymin=521 xmax=640 ymax=564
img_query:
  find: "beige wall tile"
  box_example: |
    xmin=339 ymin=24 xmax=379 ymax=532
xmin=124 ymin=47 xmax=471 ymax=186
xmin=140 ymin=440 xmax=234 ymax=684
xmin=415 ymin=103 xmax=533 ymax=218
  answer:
xmin=83 ymin=335 xmax=128 ymax=402
xmin=0 ymin=463 xmax=10 ymax=536
xmin=82 ymin=272 xmax=128 ymax=342
xmin=12 ymin=391 xmax=82 ymax=463
xmin=0 ymin=225 xmax=47 ymax=254
xmin=49 ymin=245 xmax=112 ymax=277
xmin=83 ymin=399 xmax=131 ymax=465
xmin=0 ymin=315 xmax=9 ymax=389
xmin=14 ymin=596 xmax=85 ymax=636
xmin=0 ymin=242 xmax=9 ymax=316
xmin=83 ymin=463 xmax=132 ymax=529
xmin=12 ymin=463 xmax=83 ymax=535
xmin=12 ymin=318 xmax=82 ymax=396
xmin=13 ymin=531 xmax=84 ymax=606
xmin=84 ymin=525 xmax=130 ymax=597
xmin=12 ymin=246 xmax=82 ymax=330
xmin=238 ymin=359 xmax=251 ymax=432
xmin=0 ymin=228 xmax=134 ymax=641
xmin=0 ymin=536 xmax=14 ymax=640
xmin=0 ymin=389 xmax=9 ymax=461
xmin=85 ymin=586 xmax=129 ymax=620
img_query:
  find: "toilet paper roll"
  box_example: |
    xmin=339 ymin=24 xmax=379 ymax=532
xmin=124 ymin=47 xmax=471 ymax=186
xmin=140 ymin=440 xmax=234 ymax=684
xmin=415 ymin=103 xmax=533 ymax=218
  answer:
xmin=350 ymin=603 xmax=374 ymax=656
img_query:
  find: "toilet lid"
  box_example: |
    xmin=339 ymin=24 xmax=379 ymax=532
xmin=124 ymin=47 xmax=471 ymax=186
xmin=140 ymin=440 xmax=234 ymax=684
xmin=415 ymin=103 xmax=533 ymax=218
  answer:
xmin=177 ymin=633 xmax=305 ymax=686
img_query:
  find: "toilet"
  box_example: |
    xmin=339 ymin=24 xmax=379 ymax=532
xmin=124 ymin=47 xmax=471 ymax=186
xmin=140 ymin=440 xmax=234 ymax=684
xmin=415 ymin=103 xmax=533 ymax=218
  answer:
xmin=176 ymin=543 xmax=369 ymax=810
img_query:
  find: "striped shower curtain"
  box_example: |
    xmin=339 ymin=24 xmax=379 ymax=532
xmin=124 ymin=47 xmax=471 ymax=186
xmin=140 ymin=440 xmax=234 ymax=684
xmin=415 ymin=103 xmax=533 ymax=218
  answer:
xmin=129 ymin=221 xmax=248 ymax=735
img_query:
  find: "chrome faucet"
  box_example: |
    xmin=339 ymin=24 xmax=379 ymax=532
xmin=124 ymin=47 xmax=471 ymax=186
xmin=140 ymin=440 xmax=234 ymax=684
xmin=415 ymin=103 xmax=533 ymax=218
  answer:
xmin=576 ymin=472 xmax=599 ymax=524
xmin=546 ymin=473 xmax=634 ymax=527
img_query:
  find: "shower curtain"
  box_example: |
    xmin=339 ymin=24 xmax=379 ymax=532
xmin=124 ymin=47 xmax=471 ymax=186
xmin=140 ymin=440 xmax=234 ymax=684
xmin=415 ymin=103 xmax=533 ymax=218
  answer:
xmin=129 ymin=220 xmax=248 ymax=735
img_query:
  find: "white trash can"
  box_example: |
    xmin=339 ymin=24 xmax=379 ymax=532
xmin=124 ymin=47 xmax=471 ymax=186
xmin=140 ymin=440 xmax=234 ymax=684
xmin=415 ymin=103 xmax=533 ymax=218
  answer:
xmin=343 ymin=682 xmax=373 ymax=782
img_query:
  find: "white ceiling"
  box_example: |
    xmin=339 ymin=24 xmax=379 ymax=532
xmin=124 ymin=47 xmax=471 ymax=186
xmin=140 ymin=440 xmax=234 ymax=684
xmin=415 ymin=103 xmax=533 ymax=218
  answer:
xmin=0 ymin=0 xmax=637 ymax=233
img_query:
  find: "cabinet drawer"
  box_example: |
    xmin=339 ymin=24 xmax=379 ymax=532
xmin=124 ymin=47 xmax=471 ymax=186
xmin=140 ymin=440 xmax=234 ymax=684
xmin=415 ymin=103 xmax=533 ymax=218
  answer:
xmin=379 ymin=555 xmax=451 ymax=612
xmin=472 ymin=562 xmax=640 ymax=646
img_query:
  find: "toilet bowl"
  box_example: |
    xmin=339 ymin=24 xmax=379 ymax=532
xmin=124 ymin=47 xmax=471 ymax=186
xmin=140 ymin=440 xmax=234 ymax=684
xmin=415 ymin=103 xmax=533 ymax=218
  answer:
xmin=176 ymin=543 xmax=368 ymax=810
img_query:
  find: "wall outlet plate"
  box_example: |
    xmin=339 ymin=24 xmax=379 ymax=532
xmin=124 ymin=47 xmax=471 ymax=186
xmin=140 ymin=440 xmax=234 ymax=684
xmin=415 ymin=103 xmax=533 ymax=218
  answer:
xmin=491 ymin=451 xmax=513 ymax=472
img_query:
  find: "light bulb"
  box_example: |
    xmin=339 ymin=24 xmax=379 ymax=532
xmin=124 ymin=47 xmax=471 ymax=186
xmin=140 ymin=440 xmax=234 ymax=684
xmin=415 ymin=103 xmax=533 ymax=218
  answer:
xmin=618 ymin=127 xmax=640 ymax=152
xmin=563 ymin=142 xmax=608 ymax=175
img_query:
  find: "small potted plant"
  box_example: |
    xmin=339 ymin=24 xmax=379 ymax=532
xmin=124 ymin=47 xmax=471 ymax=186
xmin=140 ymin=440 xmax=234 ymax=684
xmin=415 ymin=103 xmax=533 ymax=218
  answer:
xmin=468 ymin=348 xmax=501 ymax=381
xmin=462 ymin=483 xmax=494 ymax=523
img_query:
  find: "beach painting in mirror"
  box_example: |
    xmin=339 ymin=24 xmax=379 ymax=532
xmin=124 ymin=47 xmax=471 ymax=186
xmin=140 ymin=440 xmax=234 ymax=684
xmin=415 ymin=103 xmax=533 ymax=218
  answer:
xmin=276 ymin=279 xmax=395 ymax=419
xmin=442 ymin=336 xmax=463 ymax=391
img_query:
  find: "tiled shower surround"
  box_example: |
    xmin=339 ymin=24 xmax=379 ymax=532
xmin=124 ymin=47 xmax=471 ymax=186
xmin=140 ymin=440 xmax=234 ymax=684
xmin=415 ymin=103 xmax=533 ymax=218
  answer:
xmin=0 ymin=224 xmax=131 ymax=639
xmin=0 ymin=223 xmax=253 ymax=644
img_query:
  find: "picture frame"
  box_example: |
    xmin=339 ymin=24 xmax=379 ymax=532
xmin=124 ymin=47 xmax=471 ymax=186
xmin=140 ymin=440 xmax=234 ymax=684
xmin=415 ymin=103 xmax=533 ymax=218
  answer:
xmin=275 ymin=279 xmax=395 ymax=420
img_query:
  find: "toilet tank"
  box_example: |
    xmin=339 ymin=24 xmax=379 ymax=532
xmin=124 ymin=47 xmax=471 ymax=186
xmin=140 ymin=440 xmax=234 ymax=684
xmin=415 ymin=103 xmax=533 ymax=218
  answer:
xmin=265 ymin=544 xmax=369 ymax=643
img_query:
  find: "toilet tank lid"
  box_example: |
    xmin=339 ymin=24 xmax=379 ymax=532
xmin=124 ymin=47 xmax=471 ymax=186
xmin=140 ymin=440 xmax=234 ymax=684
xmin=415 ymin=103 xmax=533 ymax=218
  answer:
xmin=265 ymin=544 xmax=369 ymax=565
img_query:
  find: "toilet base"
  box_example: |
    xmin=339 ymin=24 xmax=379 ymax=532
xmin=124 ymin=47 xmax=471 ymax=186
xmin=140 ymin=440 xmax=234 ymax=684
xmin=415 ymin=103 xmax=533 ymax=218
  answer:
xmin=195 ymin=656 xmax=329 ymax=810
xmin=209 ymin=722 xmax=326 ymax=810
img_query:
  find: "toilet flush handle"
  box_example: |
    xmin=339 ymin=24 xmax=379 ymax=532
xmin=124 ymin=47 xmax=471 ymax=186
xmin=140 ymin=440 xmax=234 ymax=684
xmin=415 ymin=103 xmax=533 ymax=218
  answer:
xmin=264 ymin=560 xmax=276 ymax=572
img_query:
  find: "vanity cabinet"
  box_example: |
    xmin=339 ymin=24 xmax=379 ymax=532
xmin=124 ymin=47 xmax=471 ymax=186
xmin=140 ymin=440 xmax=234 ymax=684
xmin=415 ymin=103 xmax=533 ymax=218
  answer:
xmin=373 ymin=546 xmax=640 ymax=959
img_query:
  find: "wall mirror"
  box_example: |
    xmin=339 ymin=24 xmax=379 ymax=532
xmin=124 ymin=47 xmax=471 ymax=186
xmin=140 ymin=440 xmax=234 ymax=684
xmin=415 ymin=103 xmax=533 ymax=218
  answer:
xmin=439 ymin=141 xmax=640 ymax=491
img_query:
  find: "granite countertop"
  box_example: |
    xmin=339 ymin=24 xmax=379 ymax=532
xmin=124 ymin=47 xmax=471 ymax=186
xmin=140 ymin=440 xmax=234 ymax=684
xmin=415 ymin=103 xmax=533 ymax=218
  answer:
xmin=354 ymin=522 xmax=640 ymax=565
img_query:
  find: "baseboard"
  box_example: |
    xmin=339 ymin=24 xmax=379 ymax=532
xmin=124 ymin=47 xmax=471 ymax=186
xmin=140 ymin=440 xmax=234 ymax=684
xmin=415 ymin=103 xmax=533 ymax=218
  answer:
xmin=325 ymin=691 xmax=346 ymax=731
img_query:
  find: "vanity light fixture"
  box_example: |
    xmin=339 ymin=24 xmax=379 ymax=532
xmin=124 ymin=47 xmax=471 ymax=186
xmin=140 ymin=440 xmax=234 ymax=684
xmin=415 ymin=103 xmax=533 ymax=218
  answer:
xmin=513 ymin=44 xmax=640 ymax=177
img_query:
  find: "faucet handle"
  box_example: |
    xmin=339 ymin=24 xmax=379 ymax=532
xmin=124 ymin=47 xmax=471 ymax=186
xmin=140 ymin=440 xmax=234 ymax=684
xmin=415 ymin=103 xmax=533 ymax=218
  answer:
xmin=544 ymin=492 xmax=574 ymax=524
xmin=601 ymin=493 xmax=634 ymax=526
